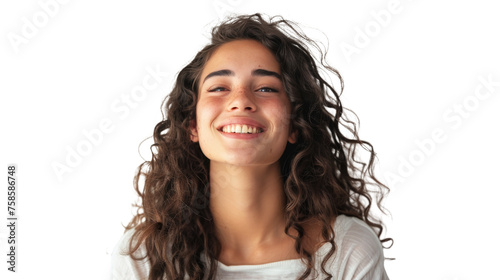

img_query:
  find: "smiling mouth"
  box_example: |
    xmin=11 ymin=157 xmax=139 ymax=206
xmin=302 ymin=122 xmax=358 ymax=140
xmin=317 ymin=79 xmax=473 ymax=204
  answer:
xmin=220 ymin=124 xmax=264 ymax=134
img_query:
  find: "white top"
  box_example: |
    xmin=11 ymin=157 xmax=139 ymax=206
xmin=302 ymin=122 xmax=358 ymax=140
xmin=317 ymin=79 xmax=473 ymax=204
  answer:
xmin=111 ymin=215 xmax=389 ymax=279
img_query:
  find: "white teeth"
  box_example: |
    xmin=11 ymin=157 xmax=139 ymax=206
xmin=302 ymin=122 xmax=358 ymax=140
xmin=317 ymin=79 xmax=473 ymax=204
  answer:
xmin=221 ymin=124 xmax=262 ymax=134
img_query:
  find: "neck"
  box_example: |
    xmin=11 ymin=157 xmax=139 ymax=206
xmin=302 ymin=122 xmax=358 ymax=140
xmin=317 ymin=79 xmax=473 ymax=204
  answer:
xmin=209 ymin=161 xmax=287 ymax=255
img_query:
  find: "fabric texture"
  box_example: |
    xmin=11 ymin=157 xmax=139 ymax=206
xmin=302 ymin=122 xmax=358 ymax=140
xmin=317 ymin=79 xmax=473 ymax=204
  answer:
xmin=111 ymin=215 xmax=389 ymax=280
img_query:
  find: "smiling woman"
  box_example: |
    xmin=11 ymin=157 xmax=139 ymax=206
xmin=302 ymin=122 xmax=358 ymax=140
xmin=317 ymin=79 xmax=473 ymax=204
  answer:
xmin=111 ymin=13 xmax=392 ymax=280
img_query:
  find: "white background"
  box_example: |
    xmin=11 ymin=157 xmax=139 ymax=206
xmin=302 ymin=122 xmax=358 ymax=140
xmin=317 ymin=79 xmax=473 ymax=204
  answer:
xmin=1 ymin=0 xmax=499 ymax=279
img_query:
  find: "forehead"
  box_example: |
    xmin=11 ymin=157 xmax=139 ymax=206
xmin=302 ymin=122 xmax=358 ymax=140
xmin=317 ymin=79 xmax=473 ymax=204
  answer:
xmin=200 ymin=39 xmax=281 ymax=78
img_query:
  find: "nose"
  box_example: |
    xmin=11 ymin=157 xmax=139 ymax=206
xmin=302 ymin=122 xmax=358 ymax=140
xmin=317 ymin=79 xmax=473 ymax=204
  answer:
xmin=227 ymin=87 xmax=256 ymax=112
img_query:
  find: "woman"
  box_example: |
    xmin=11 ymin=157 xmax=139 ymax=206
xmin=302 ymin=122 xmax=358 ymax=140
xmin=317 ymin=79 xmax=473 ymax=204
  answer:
xmin=112 ymin=13 xmax=392 ymax=280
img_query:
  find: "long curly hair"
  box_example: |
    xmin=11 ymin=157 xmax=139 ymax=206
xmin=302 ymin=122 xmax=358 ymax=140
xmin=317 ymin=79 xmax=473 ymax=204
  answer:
xmin=125 ymin=13 xmax=391 ymax=280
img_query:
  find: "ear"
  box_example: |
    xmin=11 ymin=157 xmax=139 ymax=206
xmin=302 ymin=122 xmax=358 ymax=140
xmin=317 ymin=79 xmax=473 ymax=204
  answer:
xmin=288 ymin=130 xmax=297 ymax=144
xmin=190 ymin=120 xmax=199 ymax=142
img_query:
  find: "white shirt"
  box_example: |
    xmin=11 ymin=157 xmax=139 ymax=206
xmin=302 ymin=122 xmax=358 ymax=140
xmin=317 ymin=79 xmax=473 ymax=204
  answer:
xmin=111 ymin=215 xmax=389 ymax=279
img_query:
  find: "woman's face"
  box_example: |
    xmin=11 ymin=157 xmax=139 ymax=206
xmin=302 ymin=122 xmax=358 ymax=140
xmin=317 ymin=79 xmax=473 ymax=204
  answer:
xmin=191 ymin=39 xmax=295 ymax=167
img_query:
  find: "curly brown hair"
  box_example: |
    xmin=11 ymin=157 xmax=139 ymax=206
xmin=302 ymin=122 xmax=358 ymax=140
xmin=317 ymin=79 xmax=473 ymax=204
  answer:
xmin=125 ymin=13 xmax=391 ymax=280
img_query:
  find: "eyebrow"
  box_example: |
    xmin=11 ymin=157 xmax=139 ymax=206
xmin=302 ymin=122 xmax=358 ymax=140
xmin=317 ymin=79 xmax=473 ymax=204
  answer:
xmin=202 ymin=68 xmax=282 ymax=84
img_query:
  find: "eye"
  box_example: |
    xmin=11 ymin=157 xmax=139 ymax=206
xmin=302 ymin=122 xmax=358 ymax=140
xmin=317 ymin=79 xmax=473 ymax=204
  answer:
xmin=208 ymin=87 xmax=228 ymax=92
xmin=257 ymin=87 xmax=278 ymax=93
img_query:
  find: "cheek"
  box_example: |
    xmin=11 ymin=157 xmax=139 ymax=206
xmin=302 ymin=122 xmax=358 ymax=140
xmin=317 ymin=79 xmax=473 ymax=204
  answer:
xmin=195 ymin=100 xmax=218 ymax=141
xmin=197 ymin=98 xmax=219 ymax=117
xmin=269 ymin=103 xmax=292 ymax=131
xmin=195 ymin=101 xmax=208 ymax=127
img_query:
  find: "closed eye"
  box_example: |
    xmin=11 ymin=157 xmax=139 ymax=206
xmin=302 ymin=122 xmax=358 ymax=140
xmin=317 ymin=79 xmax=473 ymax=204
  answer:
xmin=257 ymin=87 xmax=278 ymax=93
xmin=208 ymin=87 xmax=228 ymax=92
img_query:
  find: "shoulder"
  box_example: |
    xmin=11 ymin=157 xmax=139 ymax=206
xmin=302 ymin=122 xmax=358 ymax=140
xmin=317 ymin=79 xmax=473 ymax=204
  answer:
xmin=334 ymin=215 xmax=384 ymax=256
xmin=111 ymin=228 xmax=150 ymax=280
xmin=316 ymin=215 xmax=389 ymax=280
